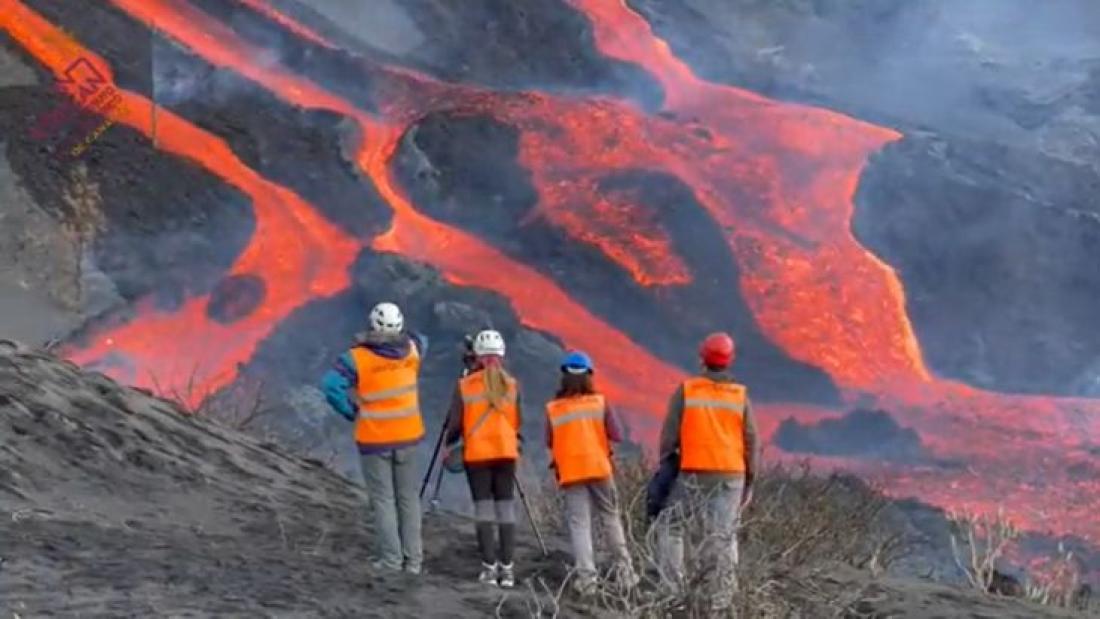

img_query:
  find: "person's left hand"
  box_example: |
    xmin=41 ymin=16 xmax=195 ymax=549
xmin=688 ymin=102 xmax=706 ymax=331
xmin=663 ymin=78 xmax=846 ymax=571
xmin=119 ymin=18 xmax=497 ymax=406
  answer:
xmin=740 ymin=485 xmax=754 ymax=510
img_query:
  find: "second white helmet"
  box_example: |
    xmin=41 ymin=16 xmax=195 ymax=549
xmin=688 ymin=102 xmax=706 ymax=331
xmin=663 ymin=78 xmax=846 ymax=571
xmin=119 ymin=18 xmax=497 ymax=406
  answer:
xmin=472 ymin=329 xmax=505 ymax=357
xmin=369 ymin=302 xmax=404 ymax=334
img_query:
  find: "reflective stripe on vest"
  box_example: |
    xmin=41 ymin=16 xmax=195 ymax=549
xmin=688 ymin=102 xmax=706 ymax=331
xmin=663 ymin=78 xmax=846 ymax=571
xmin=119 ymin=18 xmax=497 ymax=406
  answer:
xmin=679 ymin=377 xmax=747 ymax=473
xmin=547 ymin=394 xmax=612 ymax=485
xmin=349 ymin=345 xmax=425 ymax=445
xmin=459 ymin=370 xmax=519 ymax=463
xmin=358 ymin=383 xmax=418 ymax=403
xmin=682 ymin=398 xmax=745 ymax=412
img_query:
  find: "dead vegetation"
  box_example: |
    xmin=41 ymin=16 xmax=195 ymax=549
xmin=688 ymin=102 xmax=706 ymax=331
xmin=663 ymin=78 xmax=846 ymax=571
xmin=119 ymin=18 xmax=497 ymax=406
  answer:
xmin=147 ymin=367 xmax=277 ymax=432
xmin=57 ymin=163 xmax=106 ymax=309
xmin=948 ymin=509 xmax=1094 ymax=612
xmin=947 ymin=507 xmax=1020 ymax=593
xmin=520 ymin=455 xmax=908 ymax=617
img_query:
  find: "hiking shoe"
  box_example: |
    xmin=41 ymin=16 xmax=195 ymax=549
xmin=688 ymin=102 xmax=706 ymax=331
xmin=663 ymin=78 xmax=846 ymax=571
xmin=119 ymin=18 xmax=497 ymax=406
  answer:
xmin=403 ymin=562 xmax=423 ymax=576
xmin=370 ymin=558 xmax=402 ymax=572
xmin=478 ymin=562 xmax=500 ymax=586
xmin=498 ymin=563 xmax=515 ymax=588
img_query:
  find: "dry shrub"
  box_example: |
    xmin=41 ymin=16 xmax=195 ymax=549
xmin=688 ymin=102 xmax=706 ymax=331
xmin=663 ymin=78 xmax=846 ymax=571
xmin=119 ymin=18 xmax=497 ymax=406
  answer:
xmin=60 ymin=163 xmax=106 ymax=249
xmin=948 ymin=509 xmax=1096 ymax=613
xmin=947 ymin=507 xmax=1020 ymax=593
xmin=1023 ymin=544 xmax=1086 ymax=610
xmin=148 ymin=368 xmax=274 ymax=431
xmin=520 ymin=454 xmax=907 ymax=618
xmin=52 ymin=162 xmax=106 ymax=309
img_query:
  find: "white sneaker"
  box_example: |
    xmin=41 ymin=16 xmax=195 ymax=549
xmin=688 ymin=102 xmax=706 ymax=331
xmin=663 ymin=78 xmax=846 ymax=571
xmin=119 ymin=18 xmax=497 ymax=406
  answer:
xmin=499 ymin=563 xmax=515 ymax=588
xmin=478 ymin=562 xmax=500 ymax=586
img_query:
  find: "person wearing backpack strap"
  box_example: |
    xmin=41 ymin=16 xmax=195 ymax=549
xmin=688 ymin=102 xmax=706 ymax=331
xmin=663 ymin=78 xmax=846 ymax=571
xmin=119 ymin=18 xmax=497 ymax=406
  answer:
xmin=546 ymin=350 xmax=637 ymax=595
xmin=443 ymin=330 xmax=523 ymax=588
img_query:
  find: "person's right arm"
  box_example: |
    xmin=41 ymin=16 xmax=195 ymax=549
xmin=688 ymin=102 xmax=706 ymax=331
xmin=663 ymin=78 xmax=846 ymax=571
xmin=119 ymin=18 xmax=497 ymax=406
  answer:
xmin=444 ymin=384 xmax=464 ymax=447
xmin=604 ymin=402 xmax=625 ymax=444
xmin=742 ymin=397 xmax=760 ymax=485
xmin=320 ymin=352 xmax=357 ymax=422
xmin=658 ymin=384 xmax=684 ymax=462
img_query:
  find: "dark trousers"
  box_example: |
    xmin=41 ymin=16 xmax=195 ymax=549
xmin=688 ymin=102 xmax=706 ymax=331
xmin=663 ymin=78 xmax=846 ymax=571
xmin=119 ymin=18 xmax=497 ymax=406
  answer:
xmin=466 ymin=459 xmax=517 ymax=565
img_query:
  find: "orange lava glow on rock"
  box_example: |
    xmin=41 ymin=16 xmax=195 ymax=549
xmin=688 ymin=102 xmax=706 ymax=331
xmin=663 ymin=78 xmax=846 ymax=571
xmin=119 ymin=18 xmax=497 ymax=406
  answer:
xmin=3 ymin=0 xmax=1097 ymax=546
xmin=0 ymin=0 xmax=359 ymax=404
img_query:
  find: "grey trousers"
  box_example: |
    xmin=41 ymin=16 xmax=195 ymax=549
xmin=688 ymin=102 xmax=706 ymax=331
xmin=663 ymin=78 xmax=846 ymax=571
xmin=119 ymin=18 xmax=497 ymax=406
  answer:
xmin=563 ymin=479 xmax=633 ymax=584
xmin=360 ymin=447 xmax=422 ymax=571
xmin=658 ymin=474 xmax=744 ymax=604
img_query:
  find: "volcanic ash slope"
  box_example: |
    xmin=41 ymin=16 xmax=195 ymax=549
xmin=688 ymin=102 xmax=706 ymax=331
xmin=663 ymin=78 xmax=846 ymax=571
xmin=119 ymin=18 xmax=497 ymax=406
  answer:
xmin=0 ymin=344 xmax=558 ymax=617
xmin=0 ymin=345 xmax=1091 ymax=618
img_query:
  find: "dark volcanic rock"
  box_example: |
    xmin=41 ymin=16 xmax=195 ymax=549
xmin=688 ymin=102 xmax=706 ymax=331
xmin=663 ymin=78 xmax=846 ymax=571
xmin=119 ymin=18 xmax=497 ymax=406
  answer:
xmin=394 ymin=111 xmax=841 ymax=405
xmin=626 ymin=0 xmax=1100 ymax=145
xmin=855 ymin=134 xmax=1100 ymax=395
xmin=394 ymin=0 xmax=663 ymax=105
xmin=22 ymin=0 xmax=154 ymax=97
xmin=186 ymin=0 xmax=380 ymax=113
xmin=149 ymin=36 xmax=389 ymax=239
xmin=206 ymin=274 xmax=266 ymax=324
xmin=252 ymin=0 xmax=664 ymax=107
xmin=774 ymin=409 xmax=927 ymax=462
xmin=240 ymin=250 xmax=570 ymax=478
xmin=0 ymin=83 xmax=254 ymax=309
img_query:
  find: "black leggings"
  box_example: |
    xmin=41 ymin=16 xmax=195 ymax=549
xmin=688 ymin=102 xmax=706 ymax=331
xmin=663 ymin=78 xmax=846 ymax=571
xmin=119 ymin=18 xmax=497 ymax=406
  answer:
xmin=465 ymin=459 xmax=517 ymax=565
xmin=466 ymin=459 xmax=516 ymax=501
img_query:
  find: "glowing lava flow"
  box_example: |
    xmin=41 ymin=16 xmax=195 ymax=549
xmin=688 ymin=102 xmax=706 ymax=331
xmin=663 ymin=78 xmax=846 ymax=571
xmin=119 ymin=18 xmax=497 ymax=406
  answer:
xmin=12 ymin=0 xmax=1099 ymax=544
xmin=233 ymin=0 xmax=336 ymax=50
xmin=562 ymin=0 xmax=1100 ymax=540
xmin=211 ymin=0 xmax=1100 ymax=542
xmin=0 ymin=0 xmax=360 ymax=405
xmin=568 ymin=0 xmax=924 ymax=392
xmin=6 ymin=0 xmax=687 ymax=425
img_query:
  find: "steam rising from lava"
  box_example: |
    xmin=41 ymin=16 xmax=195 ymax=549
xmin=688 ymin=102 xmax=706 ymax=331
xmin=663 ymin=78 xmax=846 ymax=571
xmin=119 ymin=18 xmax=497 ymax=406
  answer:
xmin=2 ymin=0 xmax=1097 ymax=547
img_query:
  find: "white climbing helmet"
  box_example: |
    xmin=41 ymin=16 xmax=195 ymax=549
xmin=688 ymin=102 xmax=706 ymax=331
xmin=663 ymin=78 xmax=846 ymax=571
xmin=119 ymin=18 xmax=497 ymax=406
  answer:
xmin=472 ymin=329 xmax=505 ymax=357
xmin=368 ymin=302 xmax=404 ymax=334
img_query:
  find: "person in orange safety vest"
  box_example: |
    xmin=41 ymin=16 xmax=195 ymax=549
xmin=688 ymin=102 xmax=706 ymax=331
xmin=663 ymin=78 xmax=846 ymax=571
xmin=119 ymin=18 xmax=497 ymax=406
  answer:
xmin=545 ymin=350 xmax=637 ymax=595
xmin=443 ymin=329 xmax=523 ymax=588
xmin=657 ymin=331 xmax=759 ymax=612
xmin=321 ymin=301 xmax=428 ymax=575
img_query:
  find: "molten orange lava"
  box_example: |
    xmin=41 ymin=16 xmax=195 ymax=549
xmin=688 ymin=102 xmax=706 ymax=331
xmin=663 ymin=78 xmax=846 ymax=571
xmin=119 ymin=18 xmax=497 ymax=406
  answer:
xmin=233 ymin=0 xmax=336 ymax=50
xmin=5 ymin=0 xmax=1098 ymax=547
xmin=526 ymin=175 xmax=693 ymax=287
xmin=0 ymin=0 xmax=359 ymax=405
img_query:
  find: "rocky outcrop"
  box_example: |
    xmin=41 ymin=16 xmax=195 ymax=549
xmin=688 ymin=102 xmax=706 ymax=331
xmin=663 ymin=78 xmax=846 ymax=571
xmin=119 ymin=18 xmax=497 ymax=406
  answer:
xmin=855 ymin=134 xmax=1100 ymax=395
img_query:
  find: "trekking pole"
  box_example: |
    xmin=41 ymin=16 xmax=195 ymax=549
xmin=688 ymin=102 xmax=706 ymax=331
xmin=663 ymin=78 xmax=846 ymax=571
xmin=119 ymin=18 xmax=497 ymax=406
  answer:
xmin=514 ymin=474 xmax=548 ymax=557
xmin=423 ymin=335 xmax=474 ymax=501
xmin=428 ymin=453 xmax=446 ymax=512
xmin=420 ymin=419 xmax=447 ymax=500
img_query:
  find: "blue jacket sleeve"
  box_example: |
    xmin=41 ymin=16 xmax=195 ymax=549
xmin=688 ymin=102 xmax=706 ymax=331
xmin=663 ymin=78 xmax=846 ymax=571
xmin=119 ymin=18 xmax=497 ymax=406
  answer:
xmin=409 ymin=331 xmax=429 ymax=358
xmin=321 ymin=352 xmax=358 ymax=422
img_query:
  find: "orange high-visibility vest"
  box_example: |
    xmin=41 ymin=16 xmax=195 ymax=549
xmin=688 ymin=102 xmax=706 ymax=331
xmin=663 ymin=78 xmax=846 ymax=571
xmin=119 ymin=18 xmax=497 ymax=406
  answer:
xmin=459 ymin=370 xmax=519 ymax=463
xmin=679 ymin=377 xmax=747 ymax=473
xmin=547 ymin=394 xmax=612 ymax=485
xmin=349 ymin=345 xmax=424 ymax=445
